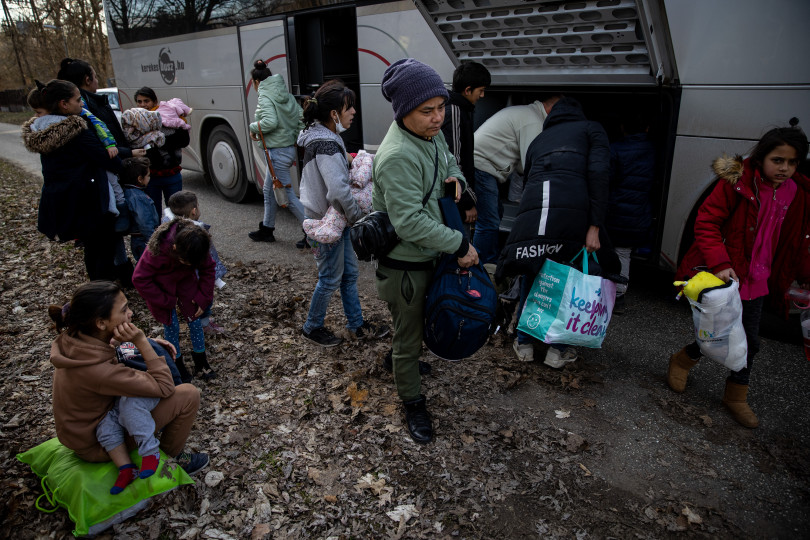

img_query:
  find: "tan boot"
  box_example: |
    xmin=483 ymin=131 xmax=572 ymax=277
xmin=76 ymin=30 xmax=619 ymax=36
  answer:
xmin=722 ymin=381 xmax=759 ymax=428
xmin=667 ymin=348 xmax=698 ymax=393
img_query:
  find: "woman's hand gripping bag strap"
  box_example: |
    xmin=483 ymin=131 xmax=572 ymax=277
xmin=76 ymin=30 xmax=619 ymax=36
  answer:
xmin=423 ymin=196 xmax=497 ymax=360
xmin=17 ymin=438 xmax=193 ymax=537
xmin=675 ymin=274 xmax=747 ymax=371
xmin=258 ymin=129 xmax=290 ymax=208
xmin=518 ymin=248 xmax=616 ymax=348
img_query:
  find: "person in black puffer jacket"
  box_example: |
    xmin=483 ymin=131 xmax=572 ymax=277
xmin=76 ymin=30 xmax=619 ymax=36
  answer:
xmin=605 ymin=114 xmax=656 ymax=308
xmin=497 ymin=97 xmax=619 ymax=368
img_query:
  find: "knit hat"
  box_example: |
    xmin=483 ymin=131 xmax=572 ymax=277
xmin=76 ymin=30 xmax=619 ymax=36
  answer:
xmin=381 ymin=58 xmax=449 ymax=120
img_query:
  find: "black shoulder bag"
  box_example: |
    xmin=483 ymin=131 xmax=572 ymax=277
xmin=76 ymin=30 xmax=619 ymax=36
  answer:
xmin=351 ymin=141 xmax=439 ymax=261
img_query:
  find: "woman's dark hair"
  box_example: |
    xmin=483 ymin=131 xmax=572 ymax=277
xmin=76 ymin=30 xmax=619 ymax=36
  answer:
xmin=120 ymin=157 xmax=151 ymax=185
xmin=37 ymin=79 xmax=79 ymax=114
xmin=452 ymin=61 xmax=491 ymax=93
xmin=27 ymin=86 xmax=46 ymax=110
xmin=302 ymin=79 xmax=356 ymax=129
xmin=172 ymin=220 xmax=211 ymax=268
xmin=56 ymin=57 xmax=94 ymax=88
xmin=251 ymin=59 xmax=272 ymax=82
xmin=749 ymin=119 xmax=809 ymax=172
xmin=134 ymin=86 xmax=158 ymax=104
xmin=48 ymin=281 xmax=121 ymax=337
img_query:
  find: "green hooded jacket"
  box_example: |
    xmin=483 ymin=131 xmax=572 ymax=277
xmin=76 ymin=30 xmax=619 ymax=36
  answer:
xmin=372 ymin=122 xmax=466 ymax=263
xmin=249 ymin=74 xmax=304 ymax=149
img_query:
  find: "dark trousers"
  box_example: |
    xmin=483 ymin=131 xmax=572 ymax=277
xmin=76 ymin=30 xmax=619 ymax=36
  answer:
xmin=686 ymin=296 xmax=763 ymax=385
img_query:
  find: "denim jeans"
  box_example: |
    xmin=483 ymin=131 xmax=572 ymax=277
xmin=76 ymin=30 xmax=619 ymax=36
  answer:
xmin=473 ymin=169 xmax=503 ymax=265
xmin=263 ymin=146 xmax=306 ymax=227
xmin=303 ymin=228 xmax=363 ymax=333
xmin=145 ymin=172 xmax=183 ymax=216
xmin=163 ymin=305 xmax=210 ymax=359
xmin=118 ymin=338 xmax=183 ymax=386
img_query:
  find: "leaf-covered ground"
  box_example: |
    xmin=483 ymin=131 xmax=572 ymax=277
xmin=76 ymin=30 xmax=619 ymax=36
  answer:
xmin=1 ymin=159 xmax=808 ymax=539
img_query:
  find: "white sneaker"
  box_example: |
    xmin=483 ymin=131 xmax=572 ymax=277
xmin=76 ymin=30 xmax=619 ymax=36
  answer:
xmin=544 ymin=346 xmax=578 ymax=368
xmin=513 ymin=340 xmax=534 ymax=362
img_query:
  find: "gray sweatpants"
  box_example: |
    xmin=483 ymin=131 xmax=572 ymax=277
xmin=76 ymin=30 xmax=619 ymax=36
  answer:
xmin=96 ymin=396 xmax=161 ymax=457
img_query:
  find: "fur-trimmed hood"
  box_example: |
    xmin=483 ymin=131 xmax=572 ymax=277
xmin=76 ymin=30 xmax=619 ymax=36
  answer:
xmin=712 ymin=154 xmax=745 ymax=185
xmin=21 ymin=115 xmax=87 ymax=155
xmin=146 ymin=218 xmax=181 ymax=255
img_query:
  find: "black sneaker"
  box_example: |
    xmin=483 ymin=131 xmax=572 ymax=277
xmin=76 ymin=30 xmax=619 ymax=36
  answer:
xmin=176 ymin=452 xmax=209 ymax=476
xmin=295 ymin=231 xmax=310 ymax=249
xmin=353 ymin=320 xmax=391 ymax=339
xmin=302 ymin=326 xmax=343 ymax=347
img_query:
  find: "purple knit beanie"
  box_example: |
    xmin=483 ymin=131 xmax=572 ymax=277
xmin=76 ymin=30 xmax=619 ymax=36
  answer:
xmin=381 ymin=58 xmax=449 ymax=121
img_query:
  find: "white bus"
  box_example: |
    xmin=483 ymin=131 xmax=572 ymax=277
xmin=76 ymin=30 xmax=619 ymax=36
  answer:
xmin=103 ymin=0 xmax=810 ymax=271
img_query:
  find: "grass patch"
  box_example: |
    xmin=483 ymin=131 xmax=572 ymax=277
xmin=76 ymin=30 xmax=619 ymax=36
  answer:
xmin=0 ymin=111 xmax=34 ymax=125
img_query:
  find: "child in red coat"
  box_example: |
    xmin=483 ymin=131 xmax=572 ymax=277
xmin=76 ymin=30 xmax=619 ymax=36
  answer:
xmin=668 ymin=123 xmax=810 ymax=428
xmin=133 ymin=219 xmax=217 ymax=381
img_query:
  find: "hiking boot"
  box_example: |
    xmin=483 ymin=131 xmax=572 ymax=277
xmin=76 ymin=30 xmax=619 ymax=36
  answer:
xmin=403 ymin=395 xmax=433 ymax=444
xmin=302 ymin=326 xmax=343 ymax=347
xmin=295 ymin=230 xmax=310 ymax=249
xmin=175 ymin=452 xmax=209 ymax=475
xmin=722 ymin=381 xmax=759 ymax=428
xmin=248 ymin=222 xmax=275 ymax=242
xmin=544 ymin=346 xmax=578 ymax=369
xmin=383 ymin=349 xmax=431 ymax=375
xmin=513 ymin=340 xmax=534 ymax=362
xmin=353 ymin=320 xmax=391 ymax=339
xmin=667 ymin=347 xmax=699 ymax=393
xmin=191 ymin=351 xmax=217 ymax=381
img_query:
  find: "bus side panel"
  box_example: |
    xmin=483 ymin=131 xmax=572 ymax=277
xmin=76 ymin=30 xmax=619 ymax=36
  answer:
xmin=110 ymin=31 xmax=249 ymax=176
xmin=676 ymin=87 xmax=810 ymax=141
xmin=356 ymin=1 xmax=456 ymax=148
xmin=238 ymin=20 xmax=297 ymax=190
xmin=665 ymin=0 xmax=810 ymax=87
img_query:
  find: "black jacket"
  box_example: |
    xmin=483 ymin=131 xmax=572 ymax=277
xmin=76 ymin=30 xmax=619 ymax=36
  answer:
xmin=606 ymin=132 xmax=656 ymax=246
xmin=497 ymin=97 xmax=616 ymax=278
xmin=441 ymin=91 xmax=476 ymax=212
xmin=80 ymin=88 xmax=133 ymax=159
xmin=21 ymin=115 xmax=121 ymax=241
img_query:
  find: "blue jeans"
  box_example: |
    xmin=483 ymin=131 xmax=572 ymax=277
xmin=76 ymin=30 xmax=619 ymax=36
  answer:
xmin=263 ymin=146 xmax=306 ymax=227
xmin=163 ymin=306 xmax=209 ymax=359
xmin=473 ymin=169 xmax=503 ymax=265
xmin=303 ymin=228 xmax=363 ymax=333
xmin=145 ymin=172 xmax=183 ymax=216
xmin=119 ymin=338 xmax=183 ymax=386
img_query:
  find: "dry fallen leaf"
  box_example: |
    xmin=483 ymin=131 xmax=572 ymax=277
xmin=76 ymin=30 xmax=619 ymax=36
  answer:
xmin=347 ymin=381 xmax=369 ymax=408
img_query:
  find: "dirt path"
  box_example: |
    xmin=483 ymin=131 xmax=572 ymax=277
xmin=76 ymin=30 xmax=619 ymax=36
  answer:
xmin=1 ymin=159 xmax=808 ymax=539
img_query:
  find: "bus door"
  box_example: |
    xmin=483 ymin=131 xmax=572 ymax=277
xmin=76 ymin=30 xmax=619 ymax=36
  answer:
xmin=238 ymin=18 xmax=292 ymax=190
xmin=287 ymin=6 xmax=363 ymax=152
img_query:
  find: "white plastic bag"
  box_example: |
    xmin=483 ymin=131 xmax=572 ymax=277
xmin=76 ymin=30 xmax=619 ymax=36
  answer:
xmin=685 ymin=279 xmax=747 ymax=370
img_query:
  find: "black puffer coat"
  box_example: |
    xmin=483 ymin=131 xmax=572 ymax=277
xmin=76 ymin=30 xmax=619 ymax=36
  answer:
xmin=605 ymin=132 xmax=656 ymax=247
xmin=497 ymin=97 xmax=615 ymax=278
xmin=21 ymin=115 xmax=121 ymax=241
xmin=80 ymin=89 xmax=133 ymax=159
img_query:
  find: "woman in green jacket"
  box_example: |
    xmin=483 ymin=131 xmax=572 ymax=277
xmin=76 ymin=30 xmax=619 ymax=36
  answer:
xmin=247 ymin=59 xmax=307 ymax=246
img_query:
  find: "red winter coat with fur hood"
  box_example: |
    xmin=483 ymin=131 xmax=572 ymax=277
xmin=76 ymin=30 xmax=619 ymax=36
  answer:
xmin=676 ymin=155 xmax=810 ymax=317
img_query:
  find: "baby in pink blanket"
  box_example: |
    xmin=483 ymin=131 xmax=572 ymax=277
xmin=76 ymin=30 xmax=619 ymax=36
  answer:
xmin=303 ymin=150 xmax=374 ymax=244
xmin=156 ymin=98 xmax=192 ymax=131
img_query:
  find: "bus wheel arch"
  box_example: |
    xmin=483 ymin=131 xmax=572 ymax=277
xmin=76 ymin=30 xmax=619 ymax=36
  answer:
xmin=203 ymin=122 xmax=250 ymax=203
xmin=676 ymin=179 xmax=721 ymax=268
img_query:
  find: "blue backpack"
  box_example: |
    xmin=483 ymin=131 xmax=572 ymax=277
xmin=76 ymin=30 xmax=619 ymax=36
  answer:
xmin=423 ymin=196 xmax=497 ymax=360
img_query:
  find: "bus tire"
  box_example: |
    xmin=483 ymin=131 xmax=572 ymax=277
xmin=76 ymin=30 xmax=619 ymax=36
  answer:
xmin=206 ymin=125 xmax=249 ymax=203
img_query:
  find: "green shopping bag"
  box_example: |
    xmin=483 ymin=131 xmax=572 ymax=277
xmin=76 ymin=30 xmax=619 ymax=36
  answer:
xmin=17 ymin=438 xmax=194 ymax=536
xmin=517 ymin=249 xmax=616 ymax=348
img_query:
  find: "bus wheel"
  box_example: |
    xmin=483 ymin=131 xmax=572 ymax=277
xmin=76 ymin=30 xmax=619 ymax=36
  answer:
xmin=206 ymin=125 xmax=249 ymax=202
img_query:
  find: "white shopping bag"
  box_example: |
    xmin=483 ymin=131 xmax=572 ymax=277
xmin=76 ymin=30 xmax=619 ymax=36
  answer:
xmin=686 ymin=280 xmax=747 ymax=370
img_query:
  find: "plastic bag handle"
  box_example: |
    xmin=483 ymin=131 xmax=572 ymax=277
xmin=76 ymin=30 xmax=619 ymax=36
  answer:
xmin=35 ymin=476 xmax=59 ymax=513
xmin=569 ymin=247 xmax=599 ymax=274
